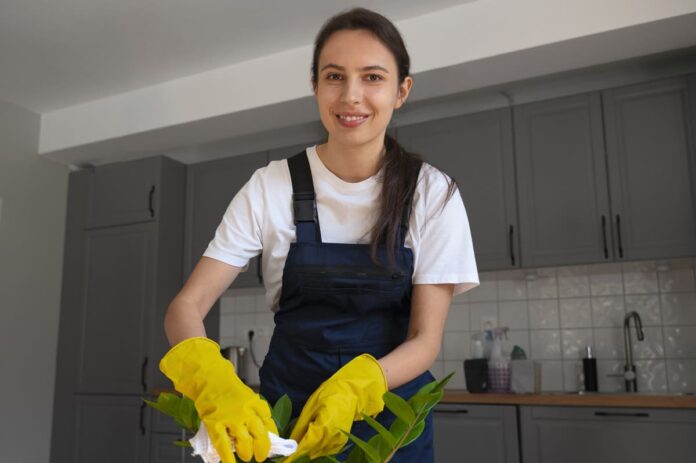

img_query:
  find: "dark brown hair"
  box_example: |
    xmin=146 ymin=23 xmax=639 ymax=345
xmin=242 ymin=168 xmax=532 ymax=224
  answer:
xmin=311 ymin=7 xmax=456 ymax=266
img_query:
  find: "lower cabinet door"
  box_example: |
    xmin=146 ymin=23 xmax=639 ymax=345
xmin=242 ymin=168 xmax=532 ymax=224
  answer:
xmin=520 ymin=405 xmax=696 ymax=463
xmin=74 ymin=395 xmax=149 ymax=463
xmin=151 ymin=432 xmax=199 ymax=463
xmin=433 ymin=403 xmax=519 ymax=463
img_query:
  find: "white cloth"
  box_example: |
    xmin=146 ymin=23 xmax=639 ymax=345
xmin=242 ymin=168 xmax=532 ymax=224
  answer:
xmin=189 ymin=422 xmax=297 ymax=463
xmin=204 ymin=145 xmax=479 ymax=311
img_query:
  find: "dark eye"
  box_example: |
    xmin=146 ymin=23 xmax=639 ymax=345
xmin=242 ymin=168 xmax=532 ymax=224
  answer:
xmin=367 ymin=74 xmax=384 ymax=81
xmin=326 ymin=73 xmax=342 ymax=81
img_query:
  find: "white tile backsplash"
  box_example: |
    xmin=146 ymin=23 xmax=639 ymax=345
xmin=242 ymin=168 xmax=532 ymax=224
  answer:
xmin=218 ymin=257 xmax=696 ymax=392
xmin=591 ymin=296 xmax=624 ymax=327
xmin=661 ymin=293 xmax=696 ymax=325
xmin=667 ymin=359 xmax=696 ymax=392
xmin=625 ymin=294 xmax=661 ymax=326
xmin=528 ymin=299 xmax=560 ymax=329
xmin=559 ymin=298 xmax=592 ymax=328
xmin=499 ymin=300 xmax=529 ymax=329
xmin=530 ymin=330 xmax=561 ymax=360
xmin=445 ymin=303 xmax=470 ymax=331
xmin=658 ymin=268 xmax=695 ymax=293
xmin=561 ymin=329 xmax=594 ymax=360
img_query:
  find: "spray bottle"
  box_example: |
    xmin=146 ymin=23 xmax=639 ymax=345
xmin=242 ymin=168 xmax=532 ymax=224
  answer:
xmin=487 ymin=327 xmax=511 ymax=393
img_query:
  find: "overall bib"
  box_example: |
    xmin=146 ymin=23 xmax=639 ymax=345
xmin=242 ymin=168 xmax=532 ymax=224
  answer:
xmin=259 ymin=151 xmax=434 ymax=462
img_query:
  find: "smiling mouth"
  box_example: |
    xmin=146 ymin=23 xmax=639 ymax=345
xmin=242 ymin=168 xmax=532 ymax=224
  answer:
xmin=336 ymin=114 xmax=369 ymax=121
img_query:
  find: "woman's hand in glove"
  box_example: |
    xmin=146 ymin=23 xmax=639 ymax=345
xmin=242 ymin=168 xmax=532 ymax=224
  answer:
xmin=285 ymin=354 xmax=388 ymax=462
xmin=160 ymin=337 xmax=278 ymax=462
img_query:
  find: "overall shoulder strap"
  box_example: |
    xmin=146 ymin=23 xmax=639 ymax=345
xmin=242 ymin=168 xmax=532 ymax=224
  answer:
xmin=287 ymin=150 xmax=321 ymax=243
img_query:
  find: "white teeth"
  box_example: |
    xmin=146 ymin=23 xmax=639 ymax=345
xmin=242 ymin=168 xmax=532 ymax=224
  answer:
xmin=338 ymin=115 xmax=367 ymax=121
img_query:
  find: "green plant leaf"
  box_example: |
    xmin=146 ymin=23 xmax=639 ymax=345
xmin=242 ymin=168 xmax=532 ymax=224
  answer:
xmin=285 ymin=416 xmax=299 ymax=439
xmin=310 ymin=456 xmax=342 ymax=462
xmin=143 ymin=394 xmax=177 ymax=418
xmin=143 ymin=395 xmax=188 ymax=430
xmin=178 ymin=396 xmax=197 ymax=431
xmin=367 ymin=433 xmax=392 ymax=460
xmin=382 ymin=392 xmax=415 ymax=423
xmin=389 ymin=416 xmax=407 ymax=440
xmin=173 ymin=439 xmax=191 ymax=447
xmin=346 ymin=443 xmax=368 ymax=463
xmin=408 ymin=390 xmax=443 ymax=415
xmin=271 ymin=394 xmax=292 ymax=435
xmin=360 ymin=413 xmax=397 ymax=447
xmin=402 ymin=419 xmax=426 ymax=447
xmin=340 ymin=430 xmax=381 ymax=463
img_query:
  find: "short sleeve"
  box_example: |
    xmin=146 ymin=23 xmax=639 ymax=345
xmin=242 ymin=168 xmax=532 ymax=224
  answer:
xmin=411 ymin=167 xmax=480 ymax=296
xmin=202 ymin=168 xmax=264 ymax=270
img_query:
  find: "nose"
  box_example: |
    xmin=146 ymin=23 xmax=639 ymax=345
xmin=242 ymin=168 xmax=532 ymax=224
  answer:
xmin=340 ymin=76 xmax=363 ymax=104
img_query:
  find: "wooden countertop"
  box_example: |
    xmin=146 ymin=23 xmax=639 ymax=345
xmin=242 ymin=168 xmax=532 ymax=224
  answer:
xmin=153 ymin=388 xmax=696 ymax=409
xmin=442 ymin=390 xmax=696 ymax=409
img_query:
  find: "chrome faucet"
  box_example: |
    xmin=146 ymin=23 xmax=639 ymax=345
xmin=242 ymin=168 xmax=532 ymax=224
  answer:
xmin=623 ymin=311 xmax=644 ymax=392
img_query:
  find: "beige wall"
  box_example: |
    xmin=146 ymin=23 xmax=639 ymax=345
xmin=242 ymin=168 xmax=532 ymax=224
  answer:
xmin=0 ymin=99 xmax=69 ymax=462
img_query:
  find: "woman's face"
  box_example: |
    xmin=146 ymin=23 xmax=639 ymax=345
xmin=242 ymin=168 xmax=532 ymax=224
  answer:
xmin=313 ymin=29 xmax=412 ymax=149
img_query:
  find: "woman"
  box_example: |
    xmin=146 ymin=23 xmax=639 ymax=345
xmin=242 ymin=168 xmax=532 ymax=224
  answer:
xmin=159 ymin=7 xmax=479 ymax=463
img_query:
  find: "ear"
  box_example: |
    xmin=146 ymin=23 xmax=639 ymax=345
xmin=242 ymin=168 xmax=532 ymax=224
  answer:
xmin=395 ymin=76 xmax=413 ymax=110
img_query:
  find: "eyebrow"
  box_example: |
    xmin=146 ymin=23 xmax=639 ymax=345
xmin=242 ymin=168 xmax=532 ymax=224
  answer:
xmin=320 ymin=63 xmax=390 ymax=73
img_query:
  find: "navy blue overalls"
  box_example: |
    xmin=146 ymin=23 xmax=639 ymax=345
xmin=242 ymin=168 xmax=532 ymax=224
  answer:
xmin=259 ymin=150 xmax=435 ymax=462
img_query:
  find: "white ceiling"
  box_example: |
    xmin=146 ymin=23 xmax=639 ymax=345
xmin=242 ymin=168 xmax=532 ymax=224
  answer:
xmin=0 ymin=0 xmax=474 ymax=113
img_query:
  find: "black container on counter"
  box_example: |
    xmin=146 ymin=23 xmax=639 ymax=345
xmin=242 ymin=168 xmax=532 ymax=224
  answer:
xmin=464 ymin=358 xmax=489 ymax=393
xmin=583 ymin=345 xmax=598 ymax=392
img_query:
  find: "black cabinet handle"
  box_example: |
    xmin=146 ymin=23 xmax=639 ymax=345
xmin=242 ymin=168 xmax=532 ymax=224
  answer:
xmin=141 ymin=356 xmax=148 ymax=393
xmin=601 ymin=215 xmax=609 ymax=259
xmin=594 ymin=411 xmax=649 ymax=418
xmin=257 ymin=254 xmax=263 ymax=284
xmin=139 ymin=401 xmax=146 ymax=435
xmin=148 ymin=185 xmax=155 ymax=218
xmin=508 ymin=225 xmax=516 ymax=266
xmin=434 ymin=409 xmax=470 ymax=414
xmin=615 ymin=214 xmax=624 ymax=258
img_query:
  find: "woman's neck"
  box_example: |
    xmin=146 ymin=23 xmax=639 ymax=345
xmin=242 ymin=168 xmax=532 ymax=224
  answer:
xmin=316 ymin=137 xmax=386 ymax=183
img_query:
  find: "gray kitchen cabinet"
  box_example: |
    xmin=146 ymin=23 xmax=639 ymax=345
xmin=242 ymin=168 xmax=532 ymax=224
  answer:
xmin=397 ymin=108 xmax=520 ymax=271
xmin=51 ymin=156 xmax=220 ymax=463
xmin=433 ymin=403 xmax=519 ymax=463
xmin=185 ymin=151 xmax=267 ymax=289
xmin=514 ymin=92 xmax=613 ymax=267
xmin=85 ymin=156 xmax=160 ymax=229
xmin=73 ymin=395 xmax=149 ymax=463
xmin=601 ymin=75 xmax=696 ymax=261
xmin=520 ymin=405 xmax=696 ymax=463
xmin=77 ymin=222 xmax=156 ymax=394
xmin=151 ymin=432 xmax=198 ymax=463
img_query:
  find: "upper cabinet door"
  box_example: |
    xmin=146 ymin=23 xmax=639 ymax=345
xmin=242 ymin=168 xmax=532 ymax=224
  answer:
xmin=186 ymin=151 xmax=267 ymax=288
xmin=602 ymin=76 xmax=696 ymax=261
xmin=397 ymin=109 xmax=520 ymax=271
xmin=86 ymin=157 xmax=160 ymax=229
xmin=78 ymin=222 xmax=155 ymax=394
xmin=514 ymin=92 xmax=613 ymax=267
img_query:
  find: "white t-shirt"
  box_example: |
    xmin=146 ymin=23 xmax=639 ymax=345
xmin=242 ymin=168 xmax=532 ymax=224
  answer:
xmin=204 ymin=145 xmax=479 ymax=311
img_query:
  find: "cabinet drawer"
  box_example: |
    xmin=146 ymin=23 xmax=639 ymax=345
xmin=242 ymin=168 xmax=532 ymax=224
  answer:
xmin=520 ymin=405 xmax=696 ymax=463
xmin=434 ymin=404 xmax=519 ymax=463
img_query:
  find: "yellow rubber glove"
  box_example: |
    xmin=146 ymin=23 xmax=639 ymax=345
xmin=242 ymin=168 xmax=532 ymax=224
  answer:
xmin=285 ymin=354 xmax=388 ymax=462
xmin=159 ymin=337 xmax=278 ymax=463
